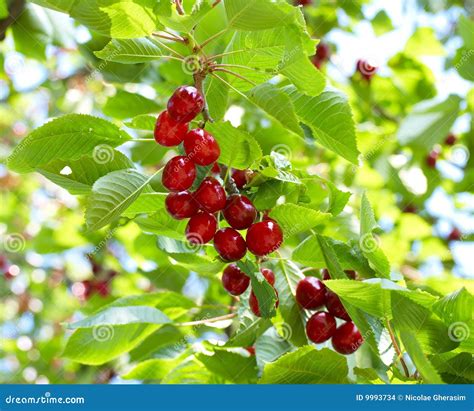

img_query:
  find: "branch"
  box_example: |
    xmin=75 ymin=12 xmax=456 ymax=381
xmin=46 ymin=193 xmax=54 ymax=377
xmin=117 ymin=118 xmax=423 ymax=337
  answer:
xmin=0 ymin=0 xmax=25 ymax=41
xmin=193 ymin=71 xmax=214 ymax=124
xmin=386 ymin=319 xmax=410 ymax=378
xmin=177 ymin=313 xmax=236 ymax=327
xmin=175 ymin=0 xmax=185 ymax=15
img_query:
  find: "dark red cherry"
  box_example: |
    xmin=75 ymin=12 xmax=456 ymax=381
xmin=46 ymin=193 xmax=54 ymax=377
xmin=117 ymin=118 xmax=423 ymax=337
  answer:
xmin=213 ymin=228 xmax=247 ymax=261
xmin=246 ymin=220 xmax=283 ymax=256
xmin=183 ymin=128 xmax=220 ymax=166
xmin=223 ymin=194 xmax=257 ymax=230
xmin=403 ymin=204 xmax=417 ymax=214
xmin=332 ymin=322 xmax=363 ymax=355
xmin=154 ymin=111 xmax=188 ymax=147
xmin=249 ymin=289 xmax=279 ymax=317
xmin=296 ymin=277 xmax=326 ymax=309
xmin=95 ymin=281 xmax=110 ymax=297
xmin=231 ymin=169 xmax=248 ymax=189
xmin=326 ymin=290 xmax=351 ymax=321
xmin=426 ymin=150 xmax=439 ymax=168
xmin=322 ymin=268 xmax=330 ymax=281
xmin=448 ymin=228 xmax=462 ymax=242
xmin=211 ymin=163 xmax=221 ymax=174
xmin=185 ymin=212 xmax=217 ymax=244
xmin=245 ymin=346 xmax=256 ymax=355
xmin=260 ymin=268 xmax=275 ymax=286
xmin=165 ymin=191 xmax=199 ymax=219
xmin=315 ymin=42 xmax=330 ymax=60
xmin=167 ymin=86 xmax=204 ymax=123
xmin=445 ymin=133 xmax=456 ymax=146
xmin=162 ymin=156 xmax=196 ymax=192
xmin=221 ymin=264 xmax=250 ymax=295
xmin=294 ymin=0 xmax=312 ymax=5
xmin=306 ymin=311 xmax=337 ymax=343
xmin=194 ymin=177 xmax=226 ymax=213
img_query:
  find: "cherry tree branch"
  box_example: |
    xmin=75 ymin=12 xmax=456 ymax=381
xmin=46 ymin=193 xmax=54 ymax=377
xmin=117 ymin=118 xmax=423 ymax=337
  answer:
xmin=193 ymin=71 xmax=214 ymax=124
xmin=175 ymin=0 xmax=185 ymax=15
xmin=386 ymin=319 xmax=410 ymax=378
xmin=177 ymin=313 xmax=236 ymax=327
xmin=0 ymin=0 xmax=25 ymax=41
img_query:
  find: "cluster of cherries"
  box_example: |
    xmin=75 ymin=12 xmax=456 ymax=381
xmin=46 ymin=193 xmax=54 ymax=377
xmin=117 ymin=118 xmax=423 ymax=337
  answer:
xmin=296 ymin=269 xmax=363 ymax=355
xmin=76 ymin=256 xmax=117 ymax=300
xmin=426 ymin=132 xmax=457 ymax=169
xmin=155 ymin=86 xmax=284 ymax=263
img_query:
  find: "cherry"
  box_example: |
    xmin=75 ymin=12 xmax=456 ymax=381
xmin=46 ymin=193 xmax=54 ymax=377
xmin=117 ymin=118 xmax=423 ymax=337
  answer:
xmin=306 ymin=311 xmax=337 ymax=343
xmin=223 ymin=194 xmax=257 ymax=230
xmin=183 ymin=128 xmax=220 ymax=166
xmin=356 ymin=59 xmax=377 ymax=81
xmin=194 ymin=177 xmax=226 ymax=213
xmin=312 ymin=42 xmax=330 ymax=69
xmin=296 ymin=277 xmax=326 ymax=309
xmin=231 ymin=169 xmax=248 ymax=189
xmin=249 ymin=289 xmax=279 ymax=317
xmin=447 ymin=227 xmax=462 ymax=242
xmin=214 ymin=228 xmax=247 ymax=261
xmin=445 ymin=133 xmax=456 ymax=146
xmin=167 ymin=86 xmax=204 ymax=123
xmin=162 ymin=156 xmax=196 ymax=192
xmin=245 ymin=346 xmax=256 ymax=356
xmin=403 ymin=204 xmax=417 ymax=214
xmin=185 ymin=212 xmax=217 ymax=244
xmin=95 ymin=281 xmax=110 ymax=297
xmin=260 ymin=268 xmax=275 ymax=286
xmin=332 ymin=322 xmax=363 ymax=355
xmin=246 ymin=220 xmax=283 ymax=256
xmin=211 ymin=163 xmax=221 ymax=174
xmin=221 ymin=264 xmax=250 ymax=295
xmin=165 ymin=191 xmax=199 ymax=220
xmin=326 ymin=290 xmax=351 ymax=321
xmin=154 ymin=111 xmax=188 ymax=147
xmin=294 ymin=0 xmax=312 ymax=5
xmin=426 ymin=150 xmax=439 ymax=168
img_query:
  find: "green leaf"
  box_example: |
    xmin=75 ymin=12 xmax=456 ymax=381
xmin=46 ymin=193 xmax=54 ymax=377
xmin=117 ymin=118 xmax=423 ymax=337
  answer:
xmin=360 ymin=193 xmax=390 ymax=278
xmin=205 ymin=122 xmax=262 ymax=169
xmin=0 ymin=0 xmax=8 ymax=18
xmin=405 ymin=27 xmax=445 ymax=57
xmin=248 ymin=84 xmax=302 ymax=136
xmin=85 ymin=169 xmax=151 ymax=231
xmin=168 ymin=253 xmax=226 ymax=276
xmin=161 ymin=357 xmax=212 ymax=384
xmin=259 ymin=346 xmax=349 ymax=383
xmin=284 ymin=86 xmax=359 ymax=164
xmin=273 ymin=261 xmax=308 ymax=346
xmin=122 ymin=357 xmax=185 ymax=380
xmin=159 ymin=0 xmax=213 ymax=32
xmin=37 ymin=151 xmax=133 ymax=195
xmin=433 ymin=288 xmax=473 ymax=325
xmin=269 ymin=204 xmax=330 ymax=238
xmin=68 ymin=306 xmax=170 ymax=329
xmin=204 ymin=72 xmax=229 ymax=122
xmin=397 ymin=95 xmax=461 ymax=147
xmin=121 ymin=193 xmax=166 ymax=217
xmin=197 ymin=349 xmax=258 ymax=383
xmin=458 ymin=15 xmax=474 ymax=49
xmin=226 ymin=313 xmax=272 ymax=347
xmin=238 ymin=259 xmax=278 ymax=318
xmin=7 ymin=114 xmax=130 ymax=173
xmin=255 ymin=330 xmax=292 ymax=368
xmin=95 ymin=37 xmax=170 ymax=63
xmin=124 ymin=115 xmax=156 ymax=130
xmin=371 ymin=10 xmax=394 ymax=36
xmin=224 ymin=0 xmax=299 ymax=31
xmin=103 ymin=90 xmax=161 ymax=119
xmin=453 ymin=48 xmax=474 ymax=81
xmin=134 ymin=213 xmax=187 ymax=239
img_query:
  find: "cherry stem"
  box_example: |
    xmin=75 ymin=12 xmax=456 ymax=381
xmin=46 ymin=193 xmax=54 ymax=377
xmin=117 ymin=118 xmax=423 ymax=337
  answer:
xmin=301 ymin=267 xmax=316 ymax=273
xmin=154 ymin=31 xmax=186 ymax=44
xmin=211 ymin=63 xmax=263 ymax=73
xmin=199 ymin=28 xmax=228 ymax=50
xmin=208 ymin=49 xmax=247 ymax=61
xmin=193 ymin=71 xmax=214 ymax=124
xmin=213 ymin=68 xmax=257 ymax=86
xmin=177 ymin=313 xmax=236 ymax=327
xmin=174 ymin=0 xmax=185 ymax=15
xmin=151 ymin=35 xmax=185 ymax=59
xmin=132 ymin=138 xmax=155 ymax=142
xmin=212 ymin=0 xmax=222 ymax=7
xmin=386 ymin=319 xmax=410 ymax=378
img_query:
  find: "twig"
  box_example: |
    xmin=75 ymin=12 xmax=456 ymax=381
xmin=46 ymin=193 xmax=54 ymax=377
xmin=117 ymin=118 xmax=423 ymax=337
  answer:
xmin=151 ymin=34 xmax=185 ymax=59
xmin=213 ymin=68 xmax=257 ymax=86
xmin=386 ymin=319 xmax=410 ymax=378
xmin=199 ymin=28 xmax=228 ymax=49
xmin=177 ymin=313 xmax=237 ymax=327
xmin=154 ymin=32 xmax=186 ymax=44
xmin=212 ymin=0 xmax=222 ymax=7
xmin=0 ymin=0 xmax=25 ymax=41
xmin=193 ymin=71 xmax=214 ymax=124
xmin=175 ymin=0 xmax=185 ymax=15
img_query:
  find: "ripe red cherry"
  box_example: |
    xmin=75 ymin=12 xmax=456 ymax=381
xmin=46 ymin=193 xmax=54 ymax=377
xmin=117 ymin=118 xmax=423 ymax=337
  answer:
xmin=165 ymin=191 xmax=199 ymax=220
xmin=167 ymin=86 xmax=204 ymax=123
xmin=294 ymin=0 xmax=312 ymax=5
xmin=231 ymin=169 xmax=248 ymax=189
xmin=246 ymin=220 xmax=283 ymax=256
xmin=260 ymin=268 xmax=275 ymax=285
xmin=95 ymin=281 xmax=110 ymax=297
xmin=245 ymin=346 xmax=256 ymax=355
xmin=403 ymin=204 xmax=417 ymax=214
xmin=211 ymin=163 xmax=221 ymax=174
xmin=222 ymin=264 xmax=250 ymax=295
xmin=162 ymin=156 xmax=196 ymax=192
xmin=426 ymin=150 xmax=439 ymax=168
xmin=326 ymin=290 xmax=351 ymax=321
xmin=214 ymin=228 xmax=247 ymax=261
xmin=223 ymin=194 xmax=257 ymax=230
xmin=185 ymin=212 xmax=217 ymax=244
xmin=154 ymin=111 xmax=188 ymax=147
xmin=194 ymin=177 xmax=226 ymax=213
xmin=332 ymin=322 xmax=363 ymax=355
xmin=306 ymin=311 xmax=337 ymax=343
xmin=249 ymin=289 xmax=279 ymax=317
xmin=183 ymin=128 xmax=220 ymax=166
xmin=448 ymin=227 xmax=462 ymax=242
xmin=296 ymin=277 xmax=326 ymax=309
xmin=445 ymin=133 xmax=456 ymax=146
